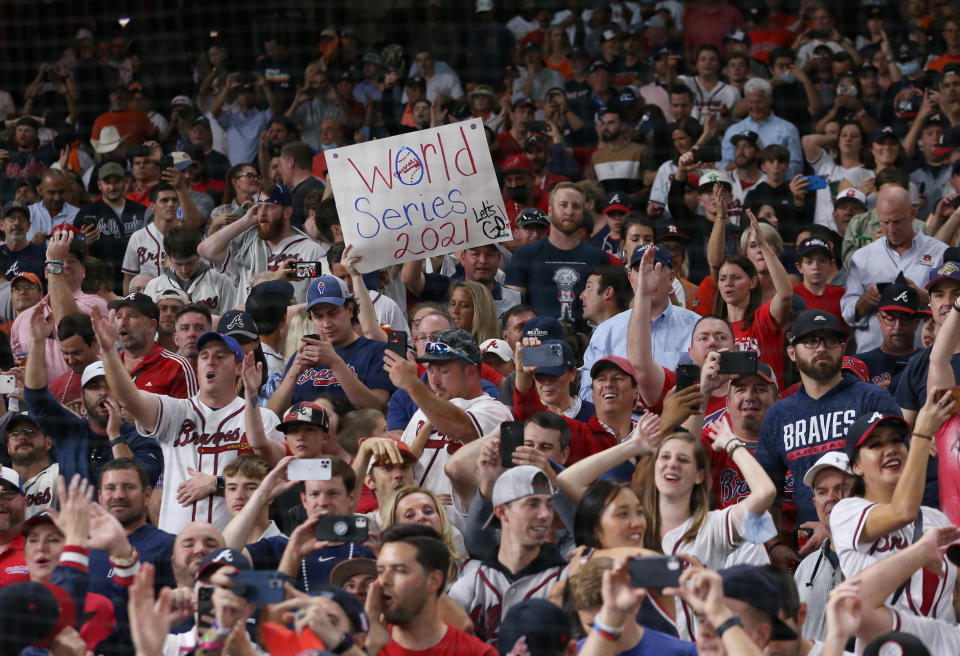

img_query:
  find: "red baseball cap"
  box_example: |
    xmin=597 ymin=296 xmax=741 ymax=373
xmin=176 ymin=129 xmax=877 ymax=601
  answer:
xmin=590 ymin=355 xmax=638 ymax=385
xmin=502 ymin=155 xmax=534 ymax=174
xmin=10 ymin=272 xmax=42 ymax=288
xmin=842 ymin=356 xmax=870 ymax=383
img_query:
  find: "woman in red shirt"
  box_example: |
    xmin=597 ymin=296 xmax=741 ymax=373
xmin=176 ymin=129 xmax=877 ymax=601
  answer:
xmin=714 ymin=212 xmax=793 ymax=382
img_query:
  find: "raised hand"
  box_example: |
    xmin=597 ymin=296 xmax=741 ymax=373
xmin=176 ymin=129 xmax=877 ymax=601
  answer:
xmin=626 ymin=411 xmax=660 ymax=458
xmin=90 ymin=306 xmax=120 ymax=351
xmin=241 ymin=351 xmax=263 ymax=400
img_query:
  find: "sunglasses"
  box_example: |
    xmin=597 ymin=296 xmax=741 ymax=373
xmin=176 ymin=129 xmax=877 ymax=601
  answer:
xmin=423 ymin=342 xmax=475 ymax=364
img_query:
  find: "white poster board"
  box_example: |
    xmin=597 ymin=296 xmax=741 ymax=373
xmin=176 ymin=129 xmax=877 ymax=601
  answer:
xmin=325 ymin=119 xmax=512 ymax=273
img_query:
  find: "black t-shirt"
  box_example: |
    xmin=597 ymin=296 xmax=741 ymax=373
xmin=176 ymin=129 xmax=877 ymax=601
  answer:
xmin=74 ymin=199 xmax=147 ymax=293
xmin=856 ymin=346 xmax=915 ymax=390
xmin=291 ymin=176 xmax=325 ymax=229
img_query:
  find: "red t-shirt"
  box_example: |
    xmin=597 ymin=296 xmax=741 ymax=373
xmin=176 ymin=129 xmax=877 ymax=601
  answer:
xmin=728 ymin=301 xmax=785 ymax=385
xmin=642 ymin=366 xmax=727 ymax=418
xmin=792 ymin=283 xmax=846 ymax=325
xmin=695 ymin=275 xmax=718 ymax=317
xmin=381 ymin=625 xmax=498 ymax=656
xmin=91 ymin=109 xmax=156 ymax=146
xmin=0 ymin=534 xmax=29 ymax=586
xmin=49 ymin=369 xmax=86 ymax=417
xmin=120 ymin=343 xmax=198 ymax=399
xmin=703 ymin=431 xmax=756 ymax=509
xmin=749 ymin=27 xmax=795 ymax=64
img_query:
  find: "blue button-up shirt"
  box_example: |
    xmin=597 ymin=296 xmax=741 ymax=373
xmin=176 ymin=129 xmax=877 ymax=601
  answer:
xmin=216 ymin=108 xmax=272 ymax=165
xmin=721 ymin=112 xmax=803 ymax=178
xmin=579 ymin=303 xmax=701 ymax=402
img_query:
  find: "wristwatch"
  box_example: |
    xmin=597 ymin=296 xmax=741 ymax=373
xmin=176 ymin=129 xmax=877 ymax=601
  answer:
xmin=45 ymin=260 xmax=64 ymax=275
xmin=215 ymin=476 xmax=225 ymax=497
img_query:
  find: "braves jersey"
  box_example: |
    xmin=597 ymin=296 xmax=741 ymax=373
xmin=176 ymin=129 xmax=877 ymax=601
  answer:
xmin=287 ymin=336 xmax=395 ymax=405
xmin=400 ymin=394 xmax=513 ymax=513
xmin=830 ymin=498 xmax=956 ymax=622
xmin=49 ymin=369 xmax=85 ymax=417
xmin=23 ymin=463 xmax=59 ymax=518
xmin=121 ymin=344 xmax=198 ymax=398
xmin=678 ymin=76 xmax=740 ymax=124
xmin=143 ymin=267 xmax=237 ymax=314
xmin=889 ymin=609 xmax=960 ymax=653
xmin=136 ymin=394 xmax=283 ymax=533
xmin=220 ymin=226 xmax=328 ymax=305
xmin=448 ymin=546 xmax=567 ymax=646
xmin=122 ymin=223 xmax=169 ymax=279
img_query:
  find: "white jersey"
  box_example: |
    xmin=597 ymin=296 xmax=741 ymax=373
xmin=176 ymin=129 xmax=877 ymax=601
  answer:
xmin=136 ymin=394 xmax=283 ymax=533
xmin=679 ymin=76 xmax=740 ymax=124
xmin=143 ymin=268 xmax=237 ymax=315
xmin=260 ymin=342 xmax=285 ymax=378
xmin=220 ymin=227 xmax=328 ymax=305
xmin=808 ymin=149 xmax=870 ymax=230
xmin=889 ymin=608 xmax=960 ymax=653
xmin=400 ymin=394 xmax=512 ymax=521
xmin=830 ymin=497 xmax=956 ymax=623
xmin=23 ymin=463 xmax=59 ymax=518
xmin=727 ymin=169 xmax=766 ymax=225
xmin=369 ymin=290 xmax=410 ymax=335
xmin=122 ymin=223 xmax=167 ymax=280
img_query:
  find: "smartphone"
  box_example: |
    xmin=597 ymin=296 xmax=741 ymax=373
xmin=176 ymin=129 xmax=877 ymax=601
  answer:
xmin=876 ymin=282 xmax=892 ymax=294
xmin=302 ymin=334 xmax=321 ymax=342
xmin=808 ymin=29 xmax=829 ymax=39
xmin=387 ymin=331 xmax=408 ymax=357
xmin=952 ymin=196 xmax=960 ymax=210
xmin=316 ymin=514 xmax=369 ymax=542
xmin=522 ymin=120 xmax=550 ymax=133
xmin=230 ymin=570 xmax=286 ymax=606
xmin=81 ymin=215 xmax=98 ymax=229
xmin=675 ymin=364 xmax=700 ymax=391
xmin=294 ymin=261 xmax=322 ymax=279
xmin=893 ymin=361 xmax=908 ymax=375
xmin=287 ymin=458 xmax=333 ymax=481
xmin=522 ymin=343 xmax=564 ymax=368
xmin=500 ymin=421 xmax=525 ymax=468
xmin=627 ymin=555 xmax=683 ymax=589
xmin=718 ymin=351 xmax=758 ymax=375
xmin=801 ymin=175 xmax=828 ymax=190
xmin=0 ymin=375 xmax=17 ymax=395
xmin=196 ymin=586 xmax=214 ymax=630
xmin=690 ymin=145 xmax=722 ymax=163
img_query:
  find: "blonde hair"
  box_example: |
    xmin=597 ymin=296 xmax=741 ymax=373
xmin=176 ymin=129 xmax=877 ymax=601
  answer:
xmin=740 ymin=222 xmax=784 ymax=255
xmin=382 ymin=486 xmax=463 ymax=580
xmin=284 ymin=309 xmax=312 ymax=357
xmin=449 ymin=280 xmax=498 ymax=343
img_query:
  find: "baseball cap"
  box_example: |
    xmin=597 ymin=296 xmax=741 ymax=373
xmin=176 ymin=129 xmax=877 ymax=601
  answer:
xmin=590 ymin=355 xmax=639 ymax=385
xmin=307 ymin=275 xmax=352 ymax=310
xmin=195 ymin=548 xmax=251 ymax=582
xmin=246 ymin=280 xmax=294 ymax=334
xmin=795 ymin=237 xmax=833 ymax=261
xmin=916 ymin=304 xmax=933 ymax=319
xmin=802 ymin=450 xmax=853 ymax=488
xmin=896 ymin=42 xmax=919 ymax=63
xmin=502 ymin=154 xmax=534 ymax=174
xmin=601 ymin=26 xmax=621 ymax=42
xmin=730 ymin=130 xmax=761 ymax=147
xmin=520 ymin=41 xmax=542 ymax=55
xmin=11 ymin=272 xmax=42 ymax=288
xmin=195 ymin=332 xmax=243 ymax=361
xmin=532 ymin=339 xmax=576 ymax=376
xmin=21 ymin=511 xmax=57 ymax=536
xmin=277 ymin=402 xmax=330 ymax=433
xmin=733 ymin=361 xmax=778 ymax=389
xmin=863 ymin=632 xmax=930 ymax=656
xmin=723 ymin=28 xmax=750 ymax=45
xmin=629 ymin=243 xmax=673 ymax=269
xmin=171 ymin=95 xmax=193 ymax=108
xmin=589 ymin=60 xmax=611 ymax=73
xmin=470 ymin=84 xmax=497 ymax=99
xmin=0 ymin=412 xmax=40 ymax=444
xmin=0 ymin=582 xmax=77 ymax=652
xmin=97 ymin=162 xmax=126 ymax=181
xmin=329 ymin=557 xmax=377 ymax=589
xmin=2 ymin=200 xmax=29 ymax=219
xmin=498 ymin=599 xmax=572 ymax=656
xmin=844 ymin=411 xmax=909 ymax=460
xmin=925 ymin=261 xmax=960 ymax=291
xmin=719 ymin=566 xmax=798 ymax=640
xmin=524 ymin=134 xmax=550 ymax=151
xmin=81 ymin=361 xmax=106 ymax=388
xmin=0 ymin=466 xmax=23 ymax=494
xmin=833 ymin=187 xmax=868 ymax=209
xmin=512 ymin=96 xmax=536 ymax=110
xmin=873 ymin=125 xmax=901 ymax=143
xmin=309 ymin=585 xmax=370 ymax=634
xmin=522 ymin=316 xmax=564 ymax=341
xmin=167 ymin=151 xmax=193 ymax=170
xmin=257 ymin=184 xmax=293 ymax=207
xmin=878 ymin=281 xmax=919 ymax=313
xmin=788 ymin=310 xmax=847 ymax=345
xmin=151 ymin=287 xmax=190 ymax=306
xmin=406 ymin=75 xmax=427 ymax=88
xmin=697 ymin=170 xmax=732 ymax=193
xmin=516 ymin=208 xmax=550 ymax=229
xmin=416 ymin=328 xmax=481 ymax=366
xmin=361 ymin=52 xmax=381 ymax=65
xmin=484 ymin=465 xmax=555 ymax=527
xmin=654 ymin=222 xmax=691 ymax=244
xmin=842 ymin=355 xmax=870 ymax=382
xmin=366 ymin=436 xmax=417 ymax=467
xmin=217 ymin=310 xmax=259 ymax=340
xmin=480 ymin=338 xmax=514 ymax=362
xmin=108 ymin=292 xmax=159 ymax=321
xmin=602 ymin=192 xmax=630 ymax=215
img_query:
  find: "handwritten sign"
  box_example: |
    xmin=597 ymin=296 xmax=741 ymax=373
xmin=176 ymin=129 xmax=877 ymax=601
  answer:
xmin=326 ymin=120 xmax=512 ymax=273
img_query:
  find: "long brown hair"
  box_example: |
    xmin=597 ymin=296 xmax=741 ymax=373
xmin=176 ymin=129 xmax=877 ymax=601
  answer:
xmin=714 ymin=254 xmax=762 ymax=331
xmin=641 ymin=432 xmax=712 ymax=552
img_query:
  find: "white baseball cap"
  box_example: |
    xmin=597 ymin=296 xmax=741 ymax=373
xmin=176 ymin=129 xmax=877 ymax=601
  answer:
xmin=802 ymin=451 xmax=853 ymax=488
xmin=0 ymin=466 xmax=23 ymax=494
xmin=82 ymin=361 xmax=106 ymax=388
xmin=151 ymin=287 xmax=190 ymax=306
xmin=480 ymin=338 xmax=513 ymax=362
xmin=483 ymin=466 xmax=555 ymax=528
xmin=697 ymin=169 xmax=732 ymax=191
xmin=833 ymin=187 xmax=868 ymax=209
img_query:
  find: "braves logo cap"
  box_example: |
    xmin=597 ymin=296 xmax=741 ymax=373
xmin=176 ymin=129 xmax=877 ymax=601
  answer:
xmin=196 ymin=547 xmax=251 ymax=582
xmin=862 ymin=631 xmax=930 ymax=656
xmin=278 ymin=401 xmax=330 ymax=433
xmin=195 ymin=332 xmax=243 ymax=361
xmin=844 ymin=412 xmax=909 ymax=460
xmin=878 ymin=281 xmax=919 ymax=314
xmin=788 ymin=310 xmax=847 ymax=345
xmin=258 ymin=184 xmax=293 ymax=207
xmin=217 ymin=310 xmax=259 ymax=340
xmin=307 ymin=275 xmax=352 ymax=311
xmin=108 ymin=292 xmax=160 ymax=321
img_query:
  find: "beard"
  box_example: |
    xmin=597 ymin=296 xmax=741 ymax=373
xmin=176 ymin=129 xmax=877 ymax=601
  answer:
xmin=383 ymin=589 xmax=428 ymax=625
xmin=84 ymin=399 xmax=108 ymax=426
xmin=10 ymin=445 xmax=45 ymax=467
xmin=257 ymin=215 xmax=284 ymax=241
xmin=108 ymin=502 xmax=146 ymax=528
xmin=795 ymin=351 xmax=842 ymax=382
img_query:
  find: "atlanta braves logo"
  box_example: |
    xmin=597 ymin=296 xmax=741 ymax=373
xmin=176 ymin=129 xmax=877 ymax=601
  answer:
xmin=226 ymin=314 xmax=244 ymax=330
xmin=893 ymin=291 xmax=909 ymax=302
xmin=172 ymin=419 xmax=243 ymax=448
xmin=868 ymin=412 xmax=884 ymax=423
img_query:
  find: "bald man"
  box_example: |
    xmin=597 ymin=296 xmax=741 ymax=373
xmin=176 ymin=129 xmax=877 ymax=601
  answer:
xmin=841 ymin=186 xmax=948 ymax=352
xmin=27 ymin=170 xmax=79 ymax=242
xmin=171 ymin=521 xmax=226 ymax=587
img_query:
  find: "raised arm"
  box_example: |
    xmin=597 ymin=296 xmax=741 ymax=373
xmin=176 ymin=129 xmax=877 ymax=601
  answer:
xmin=90 ymin=306 xmax=161 ymax=433
xmin=222 ymin=456 xmax=297 ymax=554
xmin=197 ymin=207 xmax=256 ymax=268
xmin=707 ymin=183 xmax=730 ymax=278
xmin=626 ymin=245 xmax=667 ymax=406
xmin=709 ymin=419 xmax=776 ymax=533
xmin=24 ymin=308 xmax=53 ymax=390
xmin=928 ymin=293 xmax=960 ymax=392
xmin=801 ymin=134 xmax=833 ymax=163
xmin=45 ymin=231 xmax=82 ymax=323
xmin=400 ymin=258 xmax=427 ymax=297
xmin=342 ymin=245 xmax=386 ymax=342
xmin=747 ymin=209 xmax=793 ymax=326
xmin=241 ymin=352 xmax=285 ymax=466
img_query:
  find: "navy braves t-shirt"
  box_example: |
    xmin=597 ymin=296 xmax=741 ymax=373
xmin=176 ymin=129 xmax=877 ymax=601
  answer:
xmin=285 ymin=335 xmax=395 ymax=405
xmin=504 ymin=238 xmax=609 ymax=331
xmin=855 ymin=347 xmax=915 ymax=389
xmin=246 ymin=537 xmax=375 ymax=591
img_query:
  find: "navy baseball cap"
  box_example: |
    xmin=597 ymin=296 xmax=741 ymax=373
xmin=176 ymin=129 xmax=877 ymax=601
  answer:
xmin=925 ymin=261 xmax=960 ymax=291
xmin=307 ymin=275 xmax=352 ymax=310
xmin=309 ymin=585 xmax=370 ymax=634
xmin=788 ymin=310 xmax=847 ymax=345
xmin=522 ymin=316 xmax=564 ymax=341
xmin=516 ymin=207 xmax=550 ymax=229
xmin=844 ymin=411 xmax=909 ymax=461
xmin=498 ymin=599 xmax=572 ymax=656
xmin=603 ymin=192 xmax=630 ymax=215
xmin=195 ymin=547 xmax=251 ymax=582
xmin=532 ymin=339 xmax=576 ymax=376
xmin=878 ymin=281 xmax=919 ymax=313
xmin=217 ymin=310 xmax=259 ymax=340
xmin=629 ymin=243 xmax=673 ymax=269
xmin=257 ymin=184 xmax=293 ymax=207
xmin=654 ymin=222 xmax=691 ymax=244
xmin=2 ymin=200 xmax=29 ymax=218
xmin=196 ymin=332 xmax=243 ymax=361
xmin=872 ymin=125 xmax=900 ymax=144
xmin=109 ymin=292 xmax=160 ymax=321
xmin=246 ymin=280 xmax=294 ymax=334
xmin=795 ymin=237 xmax=832 ymax=261
xmin=277 ymin=401 xmax=330 ymax=433
xmin=863 ymin=632 xmax=930 ymax=656
xmin=719 ymin=566 xmax=798 ymax=640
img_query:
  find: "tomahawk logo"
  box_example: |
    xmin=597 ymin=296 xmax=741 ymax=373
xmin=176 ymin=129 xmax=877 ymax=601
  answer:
xmin=315 ymin=280 xmax=326 ymax=294
xmin=893 ymin=291 xmax=909 ymax=302
xmin=213 ymin=550 xmax=234 ymax=563
xmin=227 ymin=314 xmax=244 ymax=330
xmin=868 ymin=412 xmax=884 ymax=423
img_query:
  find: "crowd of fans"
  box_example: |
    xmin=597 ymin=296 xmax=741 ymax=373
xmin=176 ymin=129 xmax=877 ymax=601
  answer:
xmin=5 ymin=0 xmax=960 ymax=654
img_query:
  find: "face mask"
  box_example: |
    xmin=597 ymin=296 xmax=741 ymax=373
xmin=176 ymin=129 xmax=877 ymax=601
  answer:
xmin=836 ymin=83 xmax=858 ymax=97
xmin=320 ymin=142 xmax=339 ymax=151
xmin=506 ymin=185 xmax=529 ymax=201
xmin=779 ymin=70 xmax=795 ymax=84
xmin=898 ymin=60 xmax=920 ymax=76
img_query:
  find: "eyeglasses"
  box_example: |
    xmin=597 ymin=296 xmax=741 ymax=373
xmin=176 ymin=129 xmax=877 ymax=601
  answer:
xmin=423 ymin=341 xmax=475 ymax=364
xmin=413 ymin=331 xmax=443 ymax=344
xmin=878 ymin=311 xmax=916 ymax=325
xmin=236 ymin=172 xmax=261 ymax=180
xmin=795 ymin=334 xmax=843 ymax=349
xmin=0 ymin=489 xmax=19 ymax=501
xmin=11 ymin=284 xmax=38 ymax=292
xmin=7 ymin=428 xmax=37 ymax=440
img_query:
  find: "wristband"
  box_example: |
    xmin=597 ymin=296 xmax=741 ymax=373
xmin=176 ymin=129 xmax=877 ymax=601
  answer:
xmin=726 ymin=439 xmax=747 ymax=455
xmin=715 ymin=615 xmax=743 ymax=638
xmin=911 ymin=432 xmax=933 ymax=441
xmin=593 ymin=617 xmax=624 ymax=641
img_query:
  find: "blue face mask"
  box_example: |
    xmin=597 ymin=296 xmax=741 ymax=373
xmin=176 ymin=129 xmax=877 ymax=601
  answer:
xmin=320 ymin=142 xmax=339 ymax=151
xmin=779 ymin=70 xmax=795 ymax=84
xmin=898 ymin=60 xmax=920 ymax=76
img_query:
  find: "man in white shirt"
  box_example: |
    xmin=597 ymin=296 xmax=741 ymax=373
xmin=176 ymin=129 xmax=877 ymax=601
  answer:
xmin=27 ymin=170 xmax=79 ymax=242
